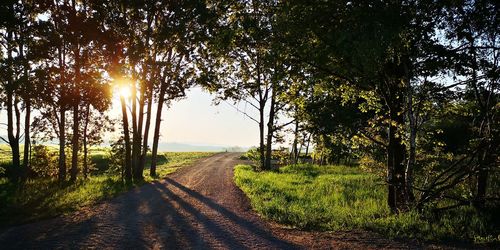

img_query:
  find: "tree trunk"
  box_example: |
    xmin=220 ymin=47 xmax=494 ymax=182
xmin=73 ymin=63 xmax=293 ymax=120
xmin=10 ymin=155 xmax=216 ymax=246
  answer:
xmin=150 ymin=82 xmax=167 ymax=176
xmin=70 ymin=40 xmax=81 ymax=182
xmin=15 ymin=96 xmax=21 ymax=159
xmin=387 ymin=101 xmax=407 ymax=213
xmin=264 ymin=88 xmax=276 ymax=170
xmin=291 ymin=118 xmax=299 ymax=164
xmin=135 ymin=12 xmax=153 ymax=178
xmin=57 ymin=39 xmax=67 ymax=182
xmin=259 ymin=102 xmax=266 ymax=170
xmin=121 ymin=96 xmax=132 ymax=182
xmin=475 ymin=150 xmax=489 ymax=209
xmin=259 ymin=105 xmax=265 ymax=170
xmin=140 ymin=85 xmax=153 ymax=172
xmin=70 ymin=104 xmax=79 ymax=182
xmin=406 ymin=84 xmax=416 ymax=203
xmin=20 ymin=30 xmax=31 ymax=182
xmin=470 ymin=49 xmax=491 ymax=210
xmin=474 ymin=102 xmax=492 ymax=209
xmin=135 ymin=82 xmax=146 ymax=179
xmin=130 ymin=79 xmax=139 ymax=179
xmin=7 ymin=94 xmax=21 ymax=181
xmin=22 ymin=100 xmax=31 ymax=181
xmin=58 ymin=108 xmax=67 ymax=182
xmin=304 ymin=133 xmax=312 ymax=158
xmin=297 ymin=137 xmax=304 ymax=163
xmin=5 ymin=26 xmax=21 ymax=182
xmin=83 ymin=104 xmax=90 ymax=179
xmin=255 ymin=50 xmax=266 ymax=171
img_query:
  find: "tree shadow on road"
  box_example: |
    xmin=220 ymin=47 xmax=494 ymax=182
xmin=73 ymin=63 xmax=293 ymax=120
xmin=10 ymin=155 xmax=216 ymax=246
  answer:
xmin=0 ymin=175 xmax=297 ymax=249
xmin=160 ymin=178 xmax=299 ymax=249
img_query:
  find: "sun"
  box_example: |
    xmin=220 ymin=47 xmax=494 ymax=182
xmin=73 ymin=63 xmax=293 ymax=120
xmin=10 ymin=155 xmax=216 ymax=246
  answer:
xmin=118 ymin=85 xmax=131 ymax=98
xmin=114 ymin=77 xmax=133 ymax=98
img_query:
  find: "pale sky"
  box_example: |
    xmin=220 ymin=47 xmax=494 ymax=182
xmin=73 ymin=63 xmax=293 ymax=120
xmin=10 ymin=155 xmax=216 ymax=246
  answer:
xmin=108 ymin=86 xmax=263 ymax=148
xmin=157 ymin=87 xmax=261 ymax=147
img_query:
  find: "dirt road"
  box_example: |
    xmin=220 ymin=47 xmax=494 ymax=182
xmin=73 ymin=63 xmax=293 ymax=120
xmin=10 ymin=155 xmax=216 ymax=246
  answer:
xmin=0 ymin=153 xmax=414 ymax=249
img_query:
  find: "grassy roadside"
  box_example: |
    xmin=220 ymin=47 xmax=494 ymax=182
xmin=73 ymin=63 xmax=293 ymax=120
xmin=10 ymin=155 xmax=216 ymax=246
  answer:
xmin=0 ymin=152 xmax=216 ymax=227
xmin=234 ymin=164 xmax=500 ymax=244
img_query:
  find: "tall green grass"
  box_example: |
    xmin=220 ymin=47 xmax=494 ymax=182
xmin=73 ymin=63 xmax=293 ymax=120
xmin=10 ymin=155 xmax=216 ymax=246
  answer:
xmin=234 ymin=164 xmax=499 ymax=244
xmin=0 ymin=151 xmax=215 ymax=227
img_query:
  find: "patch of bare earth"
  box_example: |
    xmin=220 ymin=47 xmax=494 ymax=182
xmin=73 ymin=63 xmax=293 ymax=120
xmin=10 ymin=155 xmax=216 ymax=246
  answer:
xmin=0 ymin=153 xmax=476 ymax=249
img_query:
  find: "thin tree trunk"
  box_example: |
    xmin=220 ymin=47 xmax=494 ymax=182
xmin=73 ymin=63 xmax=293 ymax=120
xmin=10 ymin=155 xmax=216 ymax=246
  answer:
xmin=58 ymin=108 xmax=66 ymax=182
xmin=304 ymin=133 xmax=312 ymax=158
xmin=406 ymin=79 xmax=416 ymax=203
xmin=70 ymin=104 xmax=79 ymax=182
xmin=135 ymin=14 xmax=155 ymax=179
xmin=291 ymin=118 xmax=299 ymax=164
xmin=473 ymin=102 xmax=491 ymax=209
xmin=70 ymin=41 xmax=81 ymax=182
xmin=256 ymin=50 xmax=266 ymax=171
xmin=121 ymin=96 xmax=132 ymax=182
xmin=470 ymin=48 xmax=490 ymax=209
xmin=140 ymin=84 xmax=153 ymax=171
xmin=22 ymin=100 xmax=31 ymax=181
xmin=83 ymin=104 xmax=90 ymax=179
xmin=15 ymin=96 xmax=21 ymax=155
xmin=259 ymin=106 xmax=265 ymax=170
xmin=474 ymin=85 xmax=493 ymax=209
xmin=476 ymin=150 xmax=489 ymax=208
xmin=150 ymin=82 xmax=166 ymax=176
xmin=135 ymin=81 xmax=145 ymax=179
xmin=150 ymin=53 xmax=178 ymax=176
xmin=5 ymin=26 xmax=21 ymax=182
xmin=387 ymin=98 xmax=407 ymax=213
xmin=264 ymin=87 xmax=276 ymax=170
xmin=297 ymin=141 xmax=304 ymax=163
xmin=19 ymin=29 xmax=30 ymax=182
xmin=7 ymin=94 xmax=21 ymax=181
xmin=57 ymin=41 xmax=67 ymax=182
xmin=131 ymin=77 xmax=139 ymax=179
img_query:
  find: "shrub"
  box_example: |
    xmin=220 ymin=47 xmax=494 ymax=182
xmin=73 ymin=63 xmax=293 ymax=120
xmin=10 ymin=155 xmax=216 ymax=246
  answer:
xmin=30 ymin=145 xmax=58 ymax=178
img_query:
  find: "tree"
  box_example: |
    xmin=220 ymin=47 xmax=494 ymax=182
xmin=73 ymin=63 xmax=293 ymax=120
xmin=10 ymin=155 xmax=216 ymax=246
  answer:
xmin=67 ymin=0 xmax=111 ymax=182
xmin=276 ymin=0 xmax=456 ymax=212
xmin=99 ymin=0 xmax=210 ymax=179
xmin=25 ymin=0 xmax=111 ymax=182
xmin=80 ymin=105 xmax=114 ymax=179
xmin=439 ymin=0 xmax=499 ymax=209
xmin=148 ymin=0 xmax=208 ymax=176
xmin=204 ymin=0 xmax=293 ymax=170
xmin=275 ymin=0 xmax=499 ymax=213
xmin=0 ymin=0 xmax=43 ymax=182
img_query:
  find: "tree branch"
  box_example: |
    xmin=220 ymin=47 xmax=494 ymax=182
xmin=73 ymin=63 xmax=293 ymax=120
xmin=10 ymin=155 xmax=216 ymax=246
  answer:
xmin=224 ymin=101 xmax=259 ymax=124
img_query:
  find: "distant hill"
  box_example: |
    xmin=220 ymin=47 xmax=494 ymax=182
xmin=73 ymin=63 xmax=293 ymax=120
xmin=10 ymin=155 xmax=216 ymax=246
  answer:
xmin=157 ymin=142 xmax=248 ymax=152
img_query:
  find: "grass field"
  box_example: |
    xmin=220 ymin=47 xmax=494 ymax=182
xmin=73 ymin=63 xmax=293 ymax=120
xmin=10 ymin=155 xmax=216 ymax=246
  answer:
xmin=0 ymin=150 xmax=216 ymax=227
xmin=234 ymin=164 xmax=500 ymax=244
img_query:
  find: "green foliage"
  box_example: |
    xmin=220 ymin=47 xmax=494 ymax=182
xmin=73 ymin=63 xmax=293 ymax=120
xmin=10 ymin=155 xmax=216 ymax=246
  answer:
xmin=239 ymin=147 xmax=261 ymax=162
xmin=234 ymin=164 xmax=500 ymax=243
xmin=240 ymin=147 xmax=291 ymax=167
xmin=30 ymin=145 xmax=58 ymax=178
xmin=107 ymin=138 xmax=125 ymax=176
